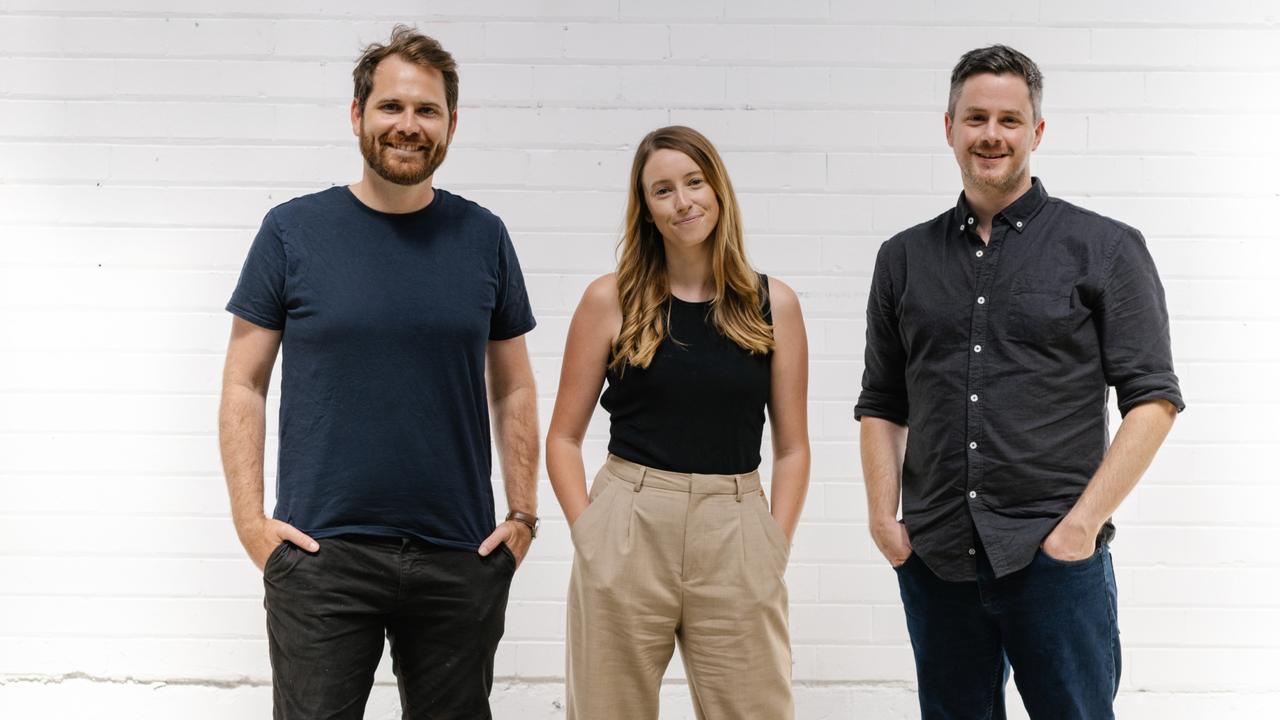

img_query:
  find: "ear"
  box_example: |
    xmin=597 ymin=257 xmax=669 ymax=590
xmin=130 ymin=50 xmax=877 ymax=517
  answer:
xmin=944 ymin=112 xmax=955 ymax=148
xmin=1031 ymin=117 xmax=1045 ymax=151
xmin=447 ymin=109 xmax=458 ymax=144
xmin=350 ymin=99 xmax=361 ymax=138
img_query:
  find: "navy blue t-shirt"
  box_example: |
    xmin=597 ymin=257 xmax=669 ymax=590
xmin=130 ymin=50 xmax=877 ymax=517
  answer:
xmin=226 ymin=186 xmax=536 ymax=551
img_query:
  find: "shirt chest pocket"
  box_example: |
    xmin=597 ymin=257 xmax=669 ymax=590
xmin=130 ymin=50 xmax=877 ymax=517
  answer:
xmin=1005 ymin=276 xmax=1076 ymax=345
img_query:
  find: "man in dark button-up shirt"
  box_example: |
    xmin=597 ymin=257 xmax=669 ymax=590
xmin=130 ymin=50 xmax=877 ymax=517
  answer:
xmin=855 ymin=45 xmax=1182 ymax=720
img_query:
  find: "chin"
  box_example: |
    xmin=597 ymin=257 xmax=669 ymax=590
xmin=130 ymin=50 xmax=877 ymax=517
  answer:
xmin=681 ymin=235 xmax=713 ymax=249
xmin=967 ymin=164 xmax=1013 ymax=186
xmin=384 ymin=152 xmax=424 ymax=168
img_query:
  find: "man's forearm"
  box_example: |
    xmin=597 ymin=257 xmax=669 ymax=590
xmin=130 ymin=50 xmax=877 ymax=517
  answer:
xmin=861 ymin=417 xmax=908 ymax=527
xmin=218 ymin=384 xmax=269 ymax=536
xmin=492 ymin=385 xmax=539 ymax=514
xmin=1063 ymin=399 xmax=1178 ymax=534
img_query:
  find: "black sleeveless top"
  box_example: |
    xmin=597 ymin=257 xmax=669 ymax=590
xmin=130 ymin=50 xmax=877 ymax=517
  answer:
xmin=600 ymin=276 xmax=772 ymax=474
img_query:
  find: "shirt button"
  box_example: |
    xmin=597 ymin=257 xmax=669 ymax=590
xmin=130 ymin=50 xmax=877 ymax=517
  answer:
xmin=977 ymin=296 xmax=986 ymax=305
xmin=968 ymin=217 xmax=975 ymax=225
xmin=969 ymin=548 xmax=976 ymax=556
xmin=1016 ymin=221 xmax=1024 ymax=229
xmin=970 ymin=394 xmax=978 ymax=402
xmin=973 ymin=344 xmax=982 ymax=353
xmin=968 ymin=441 xmax=977 ymax=449
xmin=976 ymin=250 xmax=984 ymax=258
xmin=968 ymin=490 xmax=977 ymax=499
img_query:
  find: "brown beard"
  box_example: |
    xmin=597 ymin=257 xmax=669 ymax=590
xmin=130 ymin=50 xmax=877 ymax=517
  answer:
xmin=359 ymin=129 xmax=449 ymax=186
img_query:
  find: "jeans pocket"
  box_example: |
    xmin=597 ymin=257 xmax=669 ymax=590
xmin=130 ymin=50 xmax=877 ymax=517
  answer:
xmin=1038 ymin=545 xmax=1101 ymax=568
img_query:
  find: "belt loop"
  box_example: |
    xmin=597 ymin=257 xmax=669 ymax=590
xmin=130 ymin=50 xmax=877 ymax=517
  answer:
xmin=734 ymin=475 xmax=743 ymax=502
xmin=634 ymin=466 xmax=645 ymax=493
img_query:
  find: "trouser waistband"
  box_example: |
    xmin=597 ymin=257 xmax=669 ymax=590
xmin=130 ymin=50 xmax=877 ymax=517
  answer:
xmin=604 ymin=454 xmax=761 ymax=499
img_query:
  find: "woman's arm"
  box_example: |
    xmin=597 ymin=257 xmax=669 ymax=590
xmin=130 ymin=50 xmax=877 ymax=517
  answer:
xmin=765 ymin=277 xmax=811 ymax=541
xmin=545 ymin=274 xmax=622 ymax=526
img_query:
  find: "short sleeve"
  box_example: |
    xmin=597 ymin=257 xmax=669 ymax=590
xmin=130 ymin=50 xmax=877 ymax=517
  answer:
xmin=489 ymin=221 xmax=536 ymax=341
xmin=854 ymin=241 xmax=910 ymax=425
xmin=1097 ymin=228 xmax=1185 ymax=416
xmin=226 ymin=211 xmax=288 ymax=331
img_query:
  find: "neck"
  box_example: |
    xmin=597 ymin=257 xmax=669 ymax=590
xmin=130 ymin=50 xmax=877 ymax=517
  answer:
xmin=663 ymin=240 xmax=715 ymax=302
xmin=348 ymin=170 xmax=436 ymax=214
xmin=964 ymin=174 xmax=1032 ymax=241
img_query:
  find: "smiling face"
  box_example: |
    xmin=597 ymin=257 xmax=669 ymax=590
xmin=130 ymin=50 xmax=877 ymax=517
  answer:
xmin=639 ymin=148 xmax=721 ymax=251
xmin=351 ymin=54 xmax=456 ymax=187
xmin=945 ymin=72 xmax=1044 ymax=197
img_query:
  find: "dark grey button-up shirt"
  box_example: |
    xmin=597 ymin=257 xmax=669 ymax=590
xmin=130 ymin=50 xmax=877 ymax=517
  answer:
xmin=855 ymin=179 xmax=1184 ymax=581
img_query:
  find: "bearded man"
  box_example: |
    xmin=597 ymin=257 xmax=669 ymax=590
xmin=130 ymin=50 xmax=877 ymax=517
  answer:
xmin=856 ymin=45 xmax=1182 ymax=719
xmin=218 ymin=26 xmax=539 ymax=720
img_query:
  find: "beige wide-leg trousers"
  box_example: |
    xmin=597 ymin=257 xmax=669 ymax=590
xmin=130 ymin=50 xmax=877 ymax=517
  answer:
xmin=566 ymin=455 xmax=794 ymax=720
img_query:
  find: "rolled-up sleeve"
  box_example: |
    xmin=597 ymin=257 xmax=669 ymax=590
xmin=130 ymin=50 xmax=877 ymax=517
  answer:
xmin=1097 ymin=227 xmax=1185 ymax=416
xmin=855 ymin=241 xmax=910 ymax=425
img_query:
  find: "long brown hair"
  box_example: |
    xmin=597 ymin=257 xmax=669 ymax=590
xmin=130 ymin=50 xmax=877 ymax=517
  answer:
xmin=610 ymin=126 xmax=774 ymax=373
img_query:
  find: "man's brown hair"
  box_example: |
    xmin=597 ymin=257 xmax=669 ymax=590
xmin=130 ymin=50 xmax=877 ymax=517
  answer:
xmin=948 ymin=44 xmax=1043 ymax=121
xmin=352 ymin=25 xmax=458 ymax=115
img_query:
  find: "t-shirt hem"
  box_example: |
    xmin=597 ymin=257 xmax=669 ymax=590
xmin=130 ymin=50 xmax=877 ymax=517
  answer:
xmin=306 ymin=525 xmax=483 ymax=552
xmin=226 ymin=303 xmax=283 ymax=331
xmin=489 ymin=317 xmax=537 ymax=341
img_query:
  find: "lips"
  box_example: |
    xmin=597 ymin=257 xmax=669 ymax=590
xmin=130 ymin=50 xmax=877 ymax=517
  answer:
xmin=973 ymin=147 xmax=1009 ymax=160
xmin=382 ymin=137 xmax=427 ymax=153
xmin=676 ymin=214 xmax=703 ymax=226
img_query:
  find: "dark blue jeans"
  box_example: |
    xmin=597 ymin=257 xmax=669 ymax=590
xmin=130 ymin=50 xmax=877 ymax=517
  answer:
xmin=895 ymin=543 xmax=1120 ymax=720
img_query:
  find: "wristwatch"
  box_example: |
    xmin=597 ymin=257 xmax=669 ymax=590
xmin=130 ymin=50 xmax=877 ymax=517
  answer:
xmin=506 ymin=510 xmax=540 ymax=539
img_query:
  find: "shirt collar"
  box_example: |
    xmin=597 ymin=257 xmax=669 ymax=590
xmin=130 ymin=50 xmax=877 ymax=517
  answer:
xmin=953 ymin=177 xmax=1049 ymax=235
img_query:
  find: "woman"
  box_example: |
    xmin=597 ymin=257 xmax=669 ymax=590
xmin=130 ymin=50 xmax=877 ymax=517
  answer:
xmin=546 ymin=126 xmax=810 ymax=719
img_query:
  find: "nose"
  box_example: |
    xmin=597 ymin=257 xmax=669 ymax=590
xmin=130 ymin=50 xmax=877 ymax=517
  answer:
xmin=673 ymin=187 xmax=692 ymax=212
xmin=393 ymin=108 xmax=418 ymax=135
xmin=981 ymin=118 xmax=1000 ymax=142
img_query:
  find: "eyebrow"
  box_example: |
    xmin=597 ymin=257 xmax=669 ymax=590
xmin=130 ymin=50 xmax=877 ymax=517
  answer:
xmin=647 ymin=170 xmax=702 ymax=190
xmin=963 ymin=106 xmax=1027 ymax=118
xmin=374 ymin=97 xmax=444 ymax=109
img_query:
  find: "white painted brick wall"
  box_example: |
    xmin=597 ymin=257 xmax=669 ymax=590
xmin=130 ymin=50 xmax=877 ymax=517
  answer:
xmin=2 ymin=2 xmax=1278 ymax=717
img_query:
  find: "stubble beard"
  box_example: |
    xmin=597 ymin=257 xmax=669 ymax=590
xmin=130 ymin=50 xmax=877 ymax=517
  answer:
xmin=359 ymin=128 xmax=449 ymax=186
xmin=962 ymin=144 xmax=1029 ymax=196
